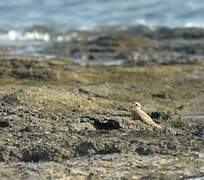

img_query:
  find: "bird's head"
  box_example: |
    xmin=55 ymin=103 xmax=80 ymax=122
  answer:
xmin=129 ymin=102 xmax=142 ymax=111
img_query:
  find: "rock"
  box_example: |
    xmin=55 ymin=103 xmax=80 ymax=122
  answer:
xmin=81 ymin=114 xmax=122 ymax=130
xmin=135 ymin=146 xmax=154 ymax=156
xmin=2 ymin=91 xmax=22 ymax=105
xmin=0 ymin=121 xmax=11 ymax=128
xmin=93 ymin=119 xmax=121 ymax=130
xmin=21 ymin=145 xmax=52 ymax=162
xmin=152 ymin=92 xmax=172 ymax=99
xmin=192 ymin=126 xmax=204 ymax=137
xmin=162 ymin=127 xmax=178 ymax=135
xmin=149 ymin=111 xmax=171 ymax=121
xmin=75 ymin=142 xmax=95 ymax=156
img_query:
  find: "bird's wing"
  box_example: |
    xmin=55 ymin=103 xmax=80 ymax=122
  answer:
xmin=132 ymin=111 xmax=140 ymax=120
xmin=137 ymin=109 xmax=162 ymax=128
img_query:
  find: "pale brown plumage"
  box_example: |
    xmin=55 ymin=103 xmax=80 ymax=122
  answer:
xmin=130 ymin=102 xmax=162 ymax=129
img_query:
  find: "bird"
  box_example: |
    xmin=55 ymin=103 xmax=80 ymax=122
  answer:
xmin=130 ymin=102 xmax=162 ymax=129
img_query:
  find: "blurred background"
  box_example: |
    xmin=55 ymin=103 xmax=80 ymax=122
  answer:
xmin=0 ymin=0 xmax=204 ymax=62
xmin=0 ymin=0 xmax=204 ymax=29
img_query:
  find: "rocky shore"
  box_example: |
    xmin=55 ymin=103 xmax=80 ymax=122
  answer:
xmin=0 ymin=27 xmax=203 ymax=179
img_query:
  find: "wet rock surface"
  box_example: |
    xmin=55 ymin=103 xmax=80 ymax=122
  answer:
xmin=0 ymin=27 xmax=204 ymax=179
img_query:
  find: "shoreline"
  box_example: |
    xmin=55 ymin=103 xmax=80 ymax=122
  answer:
xmin=1 ymin=26 xmax=204 ymax=66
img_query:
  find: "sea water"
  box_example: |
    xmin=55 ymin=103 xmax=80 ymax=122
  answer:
xmin=0 ymin=0 xmax=204 ymax=59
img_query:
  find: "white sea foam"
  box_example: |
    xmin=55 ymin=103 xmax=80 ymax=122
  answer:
xmin=185 ymin=22 xmax=204 ymax=28
xmin=0 ymin=30 xmax=51 ymax=42
xmin=0 ymin=29 xmax=84 ymax=43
